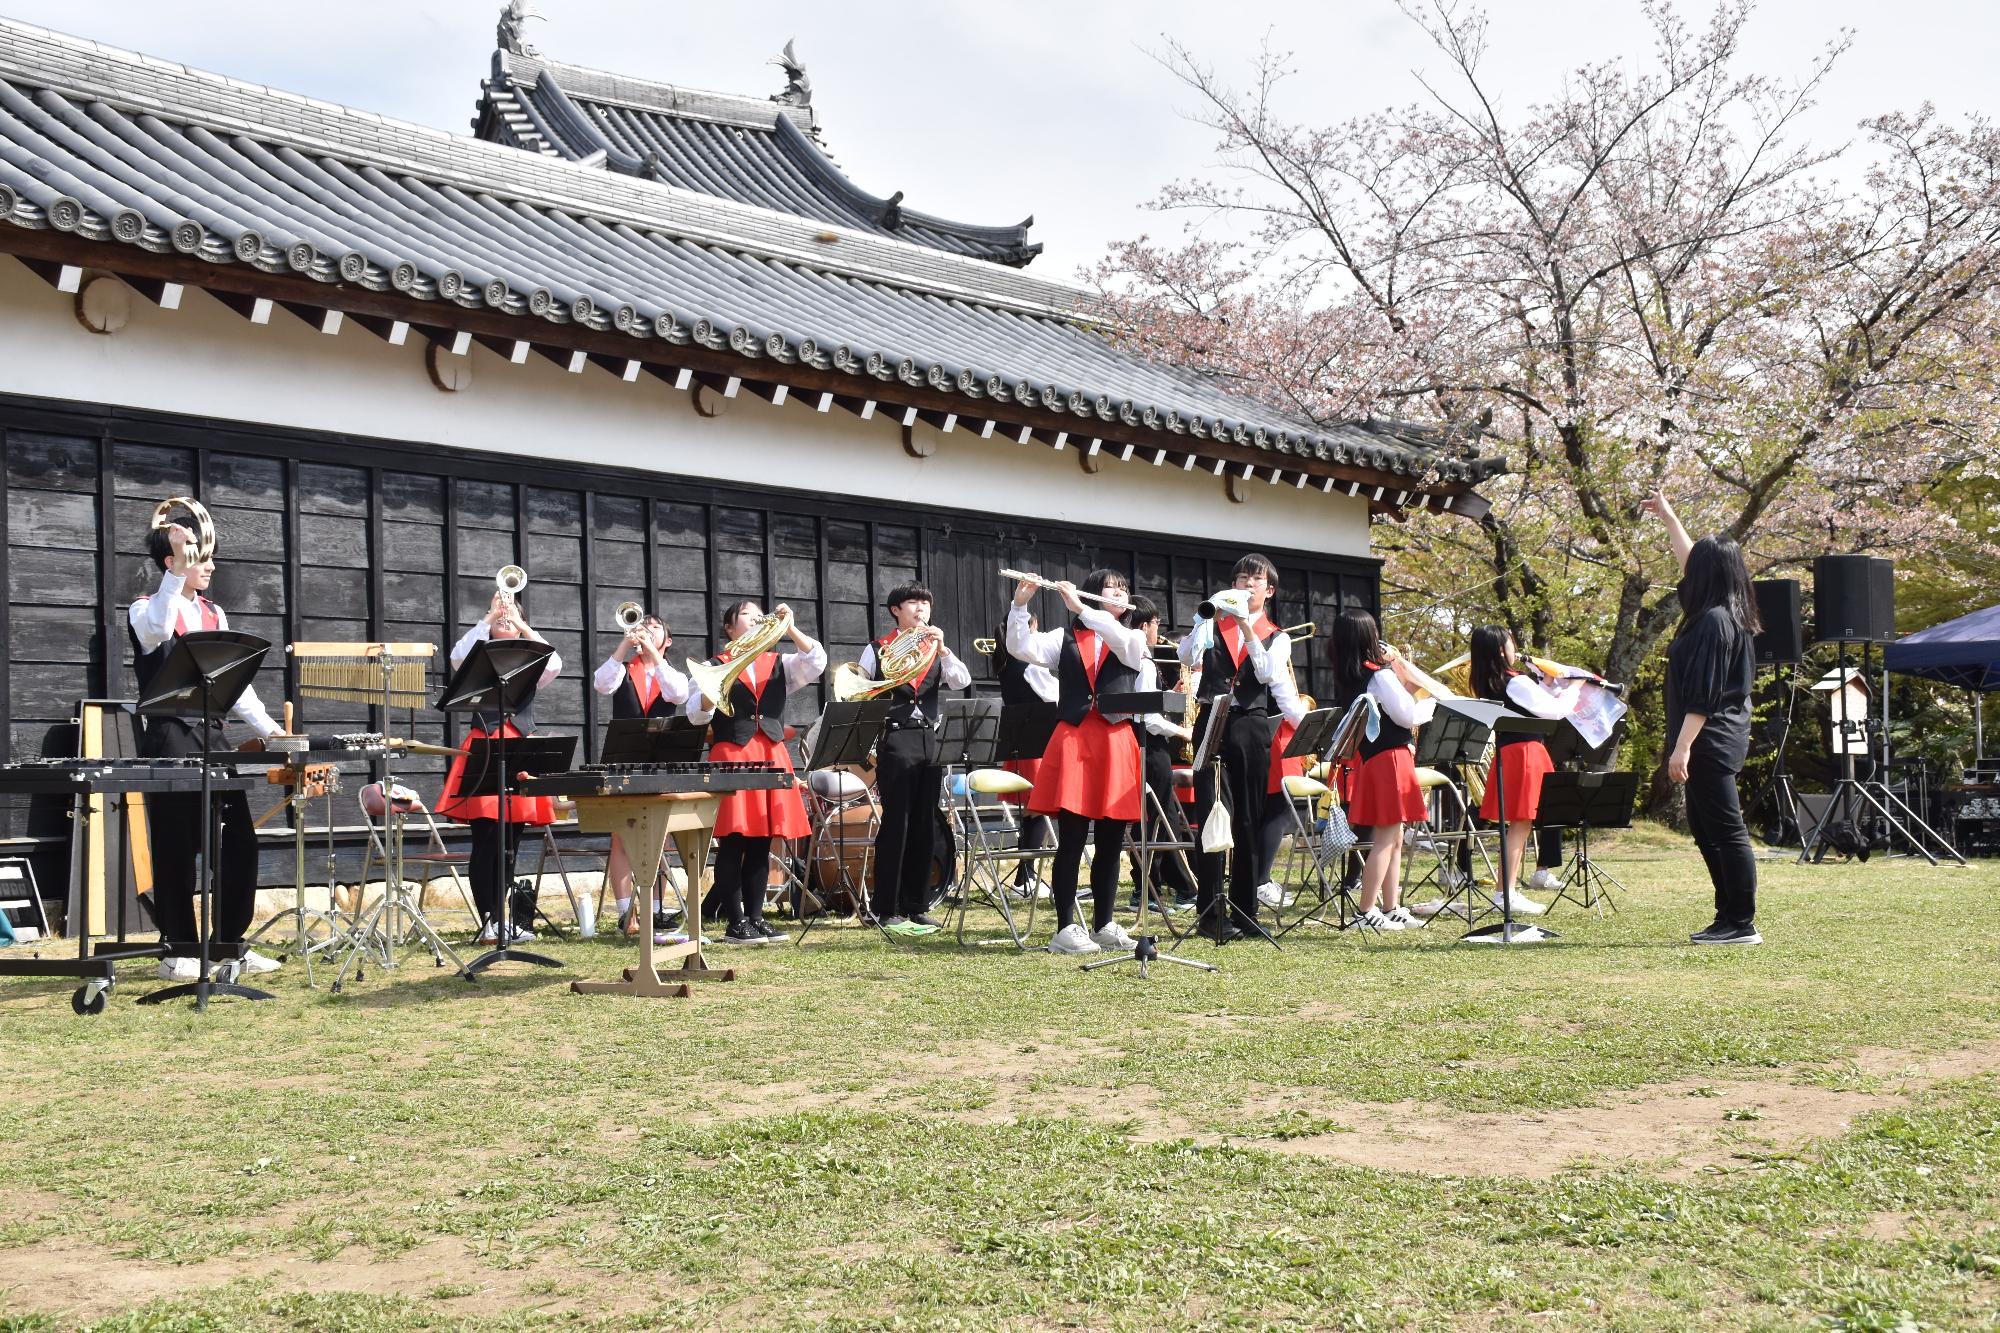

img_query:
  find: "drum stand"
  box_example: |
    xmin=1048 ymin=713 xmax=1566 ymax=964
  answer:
xmin=245 ymin=770 xmax=344 ymax=987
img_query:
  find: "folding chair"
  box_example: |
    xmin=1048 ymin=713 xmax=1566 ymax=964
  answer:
xmin=1270 ymin=767 xmax=1355 ymax=935
xmin=1126 ymin=780 xmax=1199 ymax=941
xmin=943 ymin=767 xmax=1055 ymax=948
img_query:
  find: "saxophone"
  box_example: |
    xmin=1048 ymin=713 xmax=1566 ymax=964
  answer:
xmin=1176 ymin=660 xmax=1203 ymax=765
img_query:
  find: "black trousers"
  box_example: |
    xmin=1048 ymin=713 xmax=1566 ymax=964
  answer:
xmin=1684 ymin=755 xmax=1757 ymax=927
xmin=711 ymin=833 xmax=772 ymax=927
xmin=873 ymin=728 xmax=943 ymax=920
xmin=146 ymin=788 xmax=258 ymax=949
xmin=1052 ymin=812 xmax=1124 ymax=933
xmin=1013 ymin=813 xmax=1049 ymax=887
xmin=1537 ymin=825 xmax=1564 ymax=869
xmin=467 ymin=819 xmax=526 ymax=924
xmin=1130 ymin=737 xmax=1197 ymax=902
xmin=1192 ymin=711 xmax=1275 ymax=923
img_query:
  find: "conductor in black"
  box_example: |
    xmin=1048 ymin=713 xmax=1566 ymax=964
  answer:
xmin=127 ymin=511 xmax=287 ymax=982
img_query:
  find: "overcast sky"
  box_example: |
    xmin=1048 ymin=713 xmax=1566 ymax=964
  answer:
xmin=5 ymin=1 xmax=1992 ymax=278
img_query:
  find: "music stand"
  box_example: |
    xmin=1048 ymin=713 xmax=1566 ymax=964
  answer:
xmin=1462 ymin=712 xmax=1564 ymax=944
xmin=795 ymin=699 xmax=889 ymax=943
xmin=133 ymin=630 xmax=274 ymax=1010
xmin=435 ymin=638 xmax=564 ymax=979
xmin=1266 ymin=708 xmax=1341 ymax=938
xmin=1410 ymin=699 xmax=1507 ymax=925
xmin=1181 ymin=701 xmax=1279 ymax=951
xmin=599 ymin=716 xmax=707 ymax=766
xmin=1537 ymin=771 xmax=1637 ymax=913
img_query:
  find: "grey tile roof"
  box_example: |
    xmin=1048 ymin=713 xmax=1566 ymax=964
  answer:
xmin=477 ymin=52 xmax=1042 ymax=267
xmin=0 ymin=17 xmax=1503 ymax=491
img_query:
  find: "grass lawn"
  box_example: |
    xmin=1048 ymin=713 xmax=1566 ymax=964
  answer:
xmin=2 ymin=829 xmax=1998 ymax=1330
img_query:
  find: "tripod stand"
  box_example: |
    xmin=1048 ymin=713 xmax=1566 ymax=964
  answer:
xmin=1183 ymin=699 xmax=1278 ymax=951
xmin=1744 ymin=666 xmax=1803 ymax=846
xmin=133 ymin=630 xmax=277 ymax=1010
xmin=1538 ymin=771 xmax=1637 ymax=913
xmin=1460 ymin=708 xmax=1563 ymax=945
xmin=1801 ymin=642 xmax=1964 ymax=867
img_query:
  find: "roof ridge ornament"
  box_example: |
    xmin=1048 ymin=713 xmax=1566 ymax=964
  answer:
xmin=498 ymin=1 xmax=544 ymax=57
xmin=768 ymin=39 xmax=811 ymax=109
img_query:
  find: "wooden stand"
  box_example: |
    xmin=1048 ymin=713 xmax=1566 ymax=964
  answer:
xmin=567 ymin=792 xmax=736 ymax=998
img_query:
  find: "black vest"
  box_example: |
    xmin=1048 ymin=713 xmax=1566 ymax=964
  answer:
xmin=1197 ymin=618 xmax=1283 ymax=715
xmin=1055 ymin=624 xmax=1139 ymax=727
xmin=1353 ymin=663 xmax=1414 ymax=760
xmin=876 ymin=633 xmax=944 ymax=729
xmin=609 ymin=661 xmax=676 ymax=721
xmin=129 ymin=609 xmax=221 ymax=757
xmin=1485 ymin=670 xmax=1537 ymax=749
xmin=470 ymin=692 xmax=537 ymax=737
xmin=997 ymin=653 xmax=1044 ymax=706
xmin=706 ymin=652 xmax=789 ymax=745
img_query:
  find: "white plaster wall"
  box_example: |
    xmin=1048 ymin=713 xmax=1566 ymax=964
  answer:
xmin=0 ymin=260 xmax=1370 ymax=556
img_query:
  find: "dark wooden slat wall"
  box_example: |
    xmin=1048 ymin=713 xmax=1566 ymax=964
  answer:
xmin=0 ymin=395 xmax=1380 ymax=840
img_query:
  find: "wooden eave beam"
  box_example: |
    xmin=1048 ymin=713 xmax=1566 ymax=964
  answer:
xmin=0 ymin=232 xmax=1472 ymax=511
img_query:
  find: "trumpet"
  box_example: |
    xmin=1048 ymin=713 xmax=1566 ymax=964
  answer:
xmin=833 ymin=626 xmax=941 ymax=703
xmin=151 ymin=495 xmax=215 ymax=565
xmin=495 ymin=564 xmax=527 ymax=609
xmin=614 ymin=601 xmax=647 ymax=632
xmin=999 ymin=568 xmax=1125 ymax=608
xmin=1380 ymin=642 xmax=1459 ymax=701
xmin=687 ymin=606 xmax=793 ymax=717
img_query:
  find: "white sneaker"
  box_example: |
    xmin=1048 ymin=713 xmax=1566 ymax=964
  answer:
xmin=1091 ymin=921 xmax=1136 ymax=951
xmin=505 ymin=923 xmax=538 ymax=944
xmin=240 ymin=949 xmax=283 ymax=975
xmin=1255 ymin=881 xmax=1296 ymax=909
xmin=1352 ymin=907 xmax=1392 ymax=932
xmin=157 ymin=956 xmax=198 ymax=982
xmin=1495 ymin=891 xmax=1547 ymax=917
xmin=1529 ymin=868 xmax=1565 ymax=893
xmin=475 ymin=922 xmax=500 ymax=944
xmin=1384 ymin=906 xmax=1420 ymax=928
xmin=1048 ymin=923 xmax=1101 ymax=955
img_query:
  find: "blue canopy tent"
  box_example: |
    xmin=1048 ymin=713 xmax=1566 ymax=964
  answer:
xmin=1884 ymin=601 xmax=2000 ymax=755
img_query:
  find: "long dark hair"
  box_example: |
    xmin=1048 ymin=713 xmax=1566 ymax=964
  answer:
xmin=1330 ymin=609 xmax=1384 ymax=703
xmin=1077 ymin=568 xmax=1129 ymax=625
xmin=1469 ymin=625 xmax=1514 ymax=702
xmin=1677 ymin=537 xmax=1761 ymax=637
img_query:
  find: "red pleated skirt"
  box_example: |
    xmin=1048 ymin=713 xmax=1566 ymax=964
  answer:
xmin=1028 ymin=713 xmax=1142 ymax=822
xmin=1266 ymin=718 xmax=1307 ymax=794
xmin=436 ymin=722 xmax=556 ymax=826
xmin=1345 ymin=746 xmax=1427 ymax=827
xmin=1480 ymin=739 xmax=1554 ymax=823
xmin=1000 ymin=756 xmax=1042 ymax=808
xmin=712 ymin=733 xmax=810 ymax=839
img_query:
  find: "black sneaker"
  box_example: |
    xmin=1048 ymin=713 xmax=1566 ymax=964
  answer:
xmin=750 ymin=918 xmax=789 ymax=943
xmin=1692 ymin=923 xmax=1761 ymax=946
xmin=910 ymin=913 xmax=942 ymax=929
xmin=719 ymin=921 xmax=766 ymax=946
xmin=1199 ymin=912 xmax=1242 ymax=944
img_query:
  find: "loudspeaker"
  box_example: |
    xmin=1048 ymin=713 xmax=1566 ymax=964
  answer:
xmin=1812 ymin=556 xmax=1895 ymax=644
xmin=1752 ymin=580 xmax=1803 ymax=665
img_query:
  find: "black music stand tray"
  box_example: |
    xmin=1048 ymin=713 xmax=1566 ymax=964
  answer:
xmin=435 ymin=638 xmax=564 ymax=979
xmin=133 ymin=630 xmax=274 ymax=1011
xmin=1462 ymin=712 xmax=1564 ymax=944
xmin=1537 ymin=771 xmax=1637 ymax=914
xmin=600 ymin=716 xmax=708 ymax=766
xmin=794 ymin=699 xmax=889 ymax=945
xmin=1408 ymin=698 xmax=1506 ymax=927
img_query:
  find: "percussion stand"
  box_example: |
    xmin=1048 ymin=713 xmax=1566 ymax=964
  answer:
xmin=1461 ymin=711 xmax=1563 ymax=944
xmin=133 ymin=630 xmax=277 ymax=1010
xmin=795 ymin=699 xmax=888 ymax=945
xmin=436 ymin=639 xmax=567 ymax=980
xmin=1538 ymin=772 xmax=1637 ymax=914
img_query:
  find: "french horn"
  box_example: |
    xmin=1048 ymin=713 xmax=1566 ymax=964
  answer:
xmin=687 ymin=606 xmax=793 ymax=717
xmin=832 ymin=626 xmax=940 ymax=703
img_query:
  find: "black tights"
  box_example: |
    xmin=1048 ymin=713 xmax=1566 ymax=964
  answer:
xmin=711 ymin=834 xmax=773 ymax=928
xmin=467 ymin=819 xmax=526 ymax=925
xmin=1052 ymin=812 xmax=1125 ymax=933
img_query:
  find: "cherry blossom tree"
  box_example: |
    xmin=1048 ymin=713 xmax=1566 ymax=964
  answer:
xmin=1095 ymin=1 xmax=2000 ymax=726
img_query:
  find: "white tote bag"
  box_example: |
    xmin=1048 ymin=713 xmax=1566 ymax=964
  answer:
xmin=1200 ymin=797 xmax=1234 ymax=853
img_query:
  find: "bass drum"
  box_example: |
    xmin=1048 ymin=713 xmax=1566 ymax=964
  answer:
xmin=802 ymin=807 xmax=958 ymax=916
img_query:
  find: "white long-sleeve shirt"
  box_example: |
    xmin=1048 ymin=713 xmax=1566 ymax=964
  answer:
xmin=592 ymin=653 xmax=690 ymax=705
xmin=1173 ymin=613 xmax=1306 ymax=727
xmin=1006 ymin=604 xmax=1148 ymax=721
xmin=1018 ymin=662 xmax=1058 ymax=703
xmin=1368 ymin=666 xmax=1435 ymax=731
xmin=127 ymin=568 xmax=281 ymax=738
xmin=856 ymin=638 xmax=973 ymax=725
xmin=1136 ymin=657 xmax=1192 ymax=739
xmin=683 ymin=636 xmax=828 ymax=726
xmin=1505 ymin=672 xmax=1581 ymax=720
xmin=451 ymin=620 xmax=563 ymax=686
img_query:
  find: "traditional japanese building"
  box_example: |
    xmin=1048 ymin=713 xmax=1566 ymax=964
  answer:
xmin=0 ymin=11 xmax=1499 ymax=865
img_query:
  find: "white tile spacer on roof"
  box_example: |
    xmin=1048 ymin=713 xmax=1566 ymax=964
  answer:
xmin=1346 ymin=481 xmax=1361 ymax=497
xmin=1372 ymin=486 xmax=1384 ymax=501
xmin=1182 ymin=454 xmax=1197 ymax=472
xmin=1118 ymin=443 xmax=1134 ymax=462
xmin=1211 ymin=459 xmax=1226 ymax=476
xmin=1294 ymin=473 xmax=1308 ymax=489
xmin=1322 ymin=478 xmax=1336 ymax=493
xmin=1152 ymin=449 xmax=1167 ymax=466
xmin=622 ymin=359 xmax=642 ymax=381
xmin=815 ymin=391 xmax=833 ymax=411
xmin=979 ymin=419 xmax=995 ymax=438
xmin=900 ymin=405 xmax=918 ymax=427
xmin=509 ymin=340 xmax=530 ymax=364
xmin=387 ymin=320 xmax=407 ymax=344
xmin=673 ymin=367 xmax=693 ymax=390
xmin=1016 ymin=426 xmax=1033 ymax=444
xmin=1051 ymin=432 xmax=1067 ymax=452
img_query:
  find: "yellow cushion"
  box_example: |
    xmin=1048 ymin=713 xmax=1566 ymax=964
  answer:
xmin=1414 ymin=766 xmax=1452 ymax=790
xmin=968 ymin=768 xmax=1034 ymax=795
xmin=1306 ymin=760 xmax=1332 ymax=782
xmin=1282 ymin=774 xmax=1331 ymax=799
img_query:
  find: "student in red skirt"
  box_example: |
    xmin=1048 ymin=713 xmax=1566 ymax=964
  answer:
xmin=1004 ymin=571 xmax=1148 ymax=956
xmin=1469 ymin=625 xmax=1581 ymax=915
xmin=684 ymin=600 xmax=825 ymax=946
xmin=439 ymin=592 xmax=565 ymax=944
xmin=1329 ymin=609 xmax=1433 ymax=931
xmin=989 ymin=617 xmax=1057 ymax=891
xmin=591 ymin=612 xmax=689 ymax=935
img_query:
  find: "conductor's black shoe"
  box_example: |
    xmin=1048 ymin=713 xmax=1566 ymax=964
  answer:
xmin=911 ymin=913 xmax=943 ymax=929
xmin=1689 ymin=917 xmax=1728 ymax=942
xmin=1691 ymin=922 xmax=1761 ymax=946
xmin=719 ymin=921 xmax=766 ymax=946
